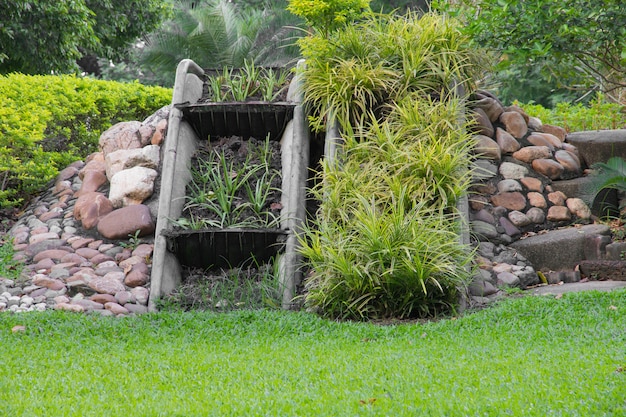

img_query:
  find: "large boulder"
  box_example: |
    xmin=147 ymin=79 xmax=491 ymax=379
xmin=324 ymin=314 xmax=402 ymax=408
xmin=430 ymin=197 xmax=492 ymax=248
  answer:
xmin=96 ymin=204 xmax=155 ymax=240
xmin=108 ymin=166 xmax=158 ymax=208
xmin=99 ymin=121 xmax=143 ymax=158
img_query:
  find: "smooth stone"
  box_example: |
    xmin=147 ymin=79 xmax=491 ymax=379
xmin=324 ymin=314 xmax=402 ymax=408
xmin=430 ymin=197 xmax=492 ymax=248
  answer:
xmin=130 ymin=287 xmax=150 ymax=305
xmin=526 ymin=207 xmax=546 ymax=224
xmin=499 ymin=162 xmax=528 ymax=180
xmin=497 ymin=179 xmax=522 ymax=193
xmin=547 ymin=191 xmax=567 ymax=206
xmin=490 ymin=192 xmax=527 ymax=211
xmin=495 ymin=127 xmax=521 ymax=154
xmin=566 ymin=198 xmax=592 ymax=220
xmin=471 ymin=221 xmax=499 ymax=239
xmin=520 ymin=177 xmax=544 ymax=192
xmin=508 ymin=210 xmax=532 ymax=227
xmin=497 ymin=271 xmax=520 ymax=287
xmin=499 ymin=111 xmax=528 ymax=138
xmin=547 ymin=206 xmax=571 ymax=222
xmin=512 ymin=146 xmax=552 ymax=164
xmin=532 ymin=159 xmax=564 ymax=180
xmin=124 ymin=303 xmax=148 ymax=314
xmin=105 ymin=302 xmax=130 ymax=315
xmin=527 ymin=192 xmax=547 ymax=208
xmin=473 ymin=135 xmax=501 ymax=160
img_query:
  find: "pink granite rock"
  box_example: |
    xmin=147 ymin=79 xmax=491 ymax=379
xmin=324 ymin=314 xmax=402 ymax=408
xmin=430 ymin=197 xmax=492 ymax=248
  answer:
xmin=490 ymin=192 xmax=527 ymax=211
xmin=33 ymin=249 xmax=74 ymax=263
xmin=532 ymin=158 xmax=564 ymax=180
xmin=105 ymin=302 xmax=130 ymax=315
xmin=78 ymin=157 xmax=106 ymax=181
xmin=495 ymin=128 xmax=520 ymax=154
xmin=471 ymin=108 xmax=495 ymax=138
xmin=547 ymin=206 xmax=571 ymax=222
xmin=124 ymin=262 xmax=149 ymax=288
xmin=520 ymin=177 xmax=544 ymax=192
xmin=108 ymin=166 xmax=158 ymax=207
xmin=88 ymin=276 xmax=126 ymax=295
xmin=512 ymin=146 xmax=552 ymax=164
xmin=499 ymin=111 xmax=528 ymax=139
xmin=151 ymin=118 xmax=168 ymax=146
xmin=73 ymin=192 xmax=114 ymax=230
xmin=542 ymin=124 xmax=567 ymax=141
xmin=527 ymin=192 xmax=547 ymax=208
xmin=105 ymin=145 xmax=160 ymax=180
xmin=473 ymin=135 xmax=501 ymax=160
xmin=473 ymin=97 xmax=504 ymax=123
xmin=526 ymin=134 xmax=555 ymax=151
xmin=554 ymin=149 xmax=581 ymax=173
xmin=97 ymin=205 xmax=155 ymax=240
xmin=32 ymin=274 xmax=66 ymax=291
xmin=76 ymin=170 xmax=108 ymax=196
xmin=566 ymin=198 xmax=592 ymax=220
xmin=99 ymin=121 xmax=143 ymax=157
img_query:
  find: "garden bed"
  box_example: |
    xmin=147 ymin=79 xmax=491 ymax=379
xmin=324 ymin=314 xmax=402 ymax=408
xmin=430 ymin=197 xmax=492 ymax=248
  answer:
xmin=165 ymin=135 xmax=285 ymax=271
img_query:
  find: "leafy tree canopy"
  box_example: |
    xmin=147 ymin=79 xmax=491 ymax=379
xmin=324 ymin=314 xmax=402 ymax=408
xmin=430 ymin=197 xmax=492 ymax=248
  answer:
xmin=435 ymin=0 xmax=626 ymax=97
xmin=0 ymin=0 xmax=168 ymax=75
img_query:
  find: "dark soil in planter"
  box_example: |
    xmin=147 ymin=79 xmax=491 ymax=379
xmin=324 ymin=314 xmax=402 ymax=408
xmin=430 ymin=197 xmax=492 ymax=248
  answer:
xmin=181 ymin=135 xmax=283 ymax=227
xmin=166 ymin=135 xmax=285 ymax=303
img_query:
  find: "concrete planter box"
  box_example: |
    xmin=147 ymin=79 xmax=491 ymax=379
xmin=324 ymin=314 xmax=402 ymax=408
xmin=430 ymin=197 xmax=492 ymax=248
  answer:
xmin=162 ymin=228 xmax=288 ymax=269
xmin=175 ymin=101 xmax=296 ymax=141
xmin=149 ymin=59 xmax=310 ymax=310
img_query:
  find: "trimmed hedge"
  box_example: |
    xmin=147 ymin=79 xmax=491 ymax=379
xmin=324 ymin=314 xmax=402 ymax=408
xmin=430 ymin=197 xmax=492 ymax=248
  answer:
xmin=0 ymin=74 xmax=172 ymax=208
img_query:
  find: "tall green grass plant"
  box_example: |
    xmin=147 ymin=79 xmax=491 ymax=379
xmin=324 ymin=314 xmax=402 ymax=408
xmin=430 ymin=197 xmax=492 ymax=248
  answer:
xmin=297 ymin=11 xmax=482 ymax=320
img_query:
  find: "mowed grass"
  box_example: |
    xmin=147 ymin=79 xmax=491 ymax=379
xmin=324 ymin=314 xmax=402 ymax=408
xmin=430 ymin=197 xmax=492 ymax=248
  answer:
xmin=1 ymin=290 xmax=625 ymax=416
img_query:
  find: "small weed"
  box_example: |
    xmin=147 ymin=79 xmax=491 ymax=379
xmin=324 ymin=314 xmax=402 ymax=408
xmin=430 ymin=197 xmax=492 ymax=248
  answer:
xmin=0 ymin=237 xmax=24 ymax=280
xmin=178 ymin=138 xmax=282 ymax=230
xmin=119 ymin=230 xmax=142 ymax=250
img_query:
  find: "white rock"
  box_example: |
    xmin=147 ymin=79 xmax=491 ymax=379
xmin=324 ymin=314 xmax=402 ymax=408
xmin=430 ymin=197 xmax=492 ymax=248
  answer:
xmin=105 ymin=145 xmax=161 ymax=180
xmin=20 ymin=296 xmax=34 ymax=307
xmin=109 ymin=166 xmax=158 ymax=208
xmin=499 ymin=162 xmax=529 ymax=180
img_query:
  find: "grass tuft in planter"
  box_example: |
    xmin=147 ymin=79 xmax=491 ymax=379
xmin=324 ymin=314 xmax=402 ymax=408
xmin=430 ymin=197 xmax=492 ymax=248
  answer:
xmin=173 ymin=135 xmax=282 ymax=230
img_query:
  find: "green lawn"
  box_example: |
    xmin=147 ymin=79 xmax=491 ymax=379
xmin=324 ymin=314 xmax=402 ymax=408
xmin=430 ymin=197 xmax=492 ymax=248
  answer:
xmin=1 ymin=290 xmax=625 ymax=416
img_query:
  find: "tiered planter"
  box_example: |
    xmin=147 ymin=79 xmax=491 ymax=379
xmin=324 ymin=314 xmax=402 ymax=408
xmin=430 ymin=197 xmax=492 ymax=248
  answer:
xmin=149 ymin=59 xmax=310 ymax=311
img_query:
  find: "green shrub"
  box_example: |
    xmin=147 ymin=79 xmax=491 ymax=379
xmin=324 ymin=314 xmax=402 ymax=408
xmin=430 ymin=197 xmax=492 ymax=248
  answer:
xmin=0 ymin=74 xmax=171 ymax=208
xmin=518 ymin=93 xmax=626 ymax=133
xmin=0 ymin=236 xmax=23 ymax=280
xmin=299 ymin=11 xmax=487 ymax=132
xmin=298 ymin=12 xmax=480 ymax=320
xmin=300 ymin=98 xmax=475 ymax=320
xmin=287 ymin=0 xmax=371 ymax=37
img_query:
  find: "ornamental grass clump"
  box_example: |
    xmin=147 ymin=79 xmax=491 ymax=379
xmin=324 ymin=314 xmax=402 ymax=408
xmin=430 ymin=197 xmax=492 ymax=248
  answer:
xmin=297 ymin=11 xmax=486 ymax=320
xmin=301 ymin=99 xmax=476 ymax=319
xmin=298 ymin=11 xmax=486 ymax=132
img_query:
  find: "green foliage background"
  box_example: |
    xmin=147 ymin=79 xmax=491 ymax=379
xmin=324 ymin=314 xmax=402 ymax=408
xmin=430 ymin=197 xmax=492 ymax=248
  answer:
xmin=0 ymin=74 xmax=172 ymax=208
xmin=0 ymin=0 xmax=168 ymax=75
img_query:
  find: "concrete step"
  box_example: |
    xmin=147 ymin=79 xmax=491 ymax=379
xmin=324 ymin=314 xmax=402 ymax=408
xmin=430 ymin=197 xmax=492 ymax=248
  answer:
xmin=510 ymin=224 xmax=611 ymax=272
xmin=566 ymin=129 xmax=626 ymax=168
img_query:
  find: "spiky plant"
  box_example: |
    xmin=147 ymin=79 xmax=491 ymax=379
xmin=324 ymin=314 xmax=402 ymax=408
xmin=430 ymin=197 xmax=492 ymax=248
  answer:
xmin=140 ymin=0 xmax=300 ymax=85
xmin=583 ymin=157 xmax=626 ymax=214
